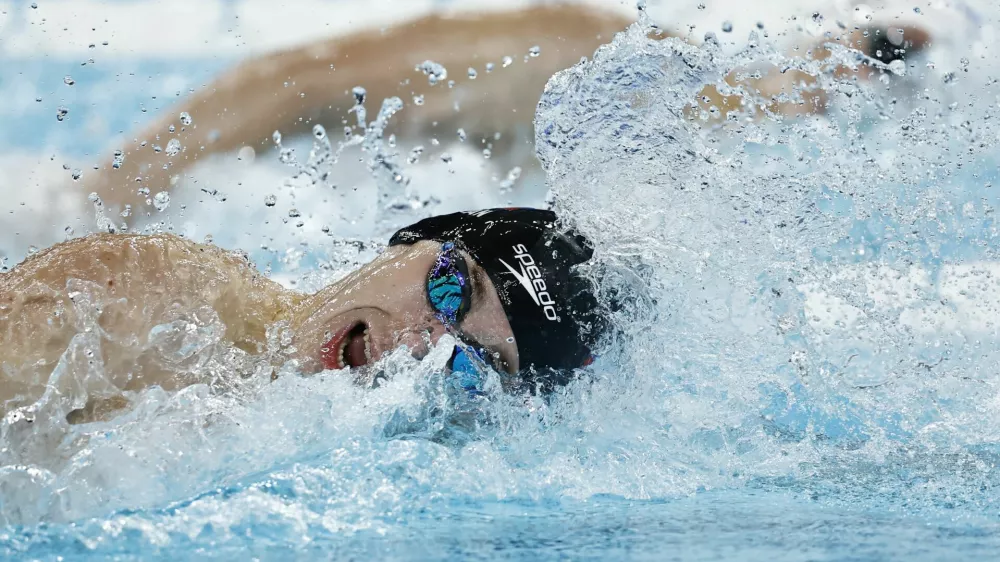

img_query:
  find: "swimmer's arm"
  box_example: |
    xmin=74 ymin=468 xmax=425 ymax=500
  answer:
xmin=0 ymin=233 xmax=295 ymax=414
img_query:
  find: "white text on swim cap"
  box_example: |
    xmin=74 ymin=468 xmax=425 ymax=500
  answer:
xmin=499 ymin=244 xmax=559 ymax=321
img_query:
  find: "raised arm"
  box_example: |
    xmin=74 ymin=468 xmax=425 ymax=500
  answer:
xmin=82 ymin=6 xmax=634 ymax=218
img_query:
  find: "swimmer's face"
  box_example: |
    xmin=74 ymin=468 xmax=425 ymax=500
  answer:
xmin=292 ymin=240 xmax=519 ymax=378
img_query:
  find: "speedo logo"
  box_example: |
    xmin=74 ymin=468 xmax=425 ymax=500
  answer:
xmin=498 ymin=244 xmax=559 ymax=321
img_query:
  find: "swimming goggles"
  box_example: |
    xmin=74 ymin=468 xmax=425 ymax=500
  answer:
xmin=426 ymin=241 xmax=493 ymax=396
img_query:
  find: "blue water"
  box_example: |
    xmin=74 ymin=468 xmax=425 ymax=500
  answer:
xmin=7 ymin=490 xmax=1000 ymax=561
xmin=4 ymin=3 xmax=1000 ymax=561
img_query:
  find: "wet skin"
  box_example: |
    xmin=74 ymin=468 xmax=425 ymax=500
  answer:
xmin=0 ymin=233 xmax=517 ymax=423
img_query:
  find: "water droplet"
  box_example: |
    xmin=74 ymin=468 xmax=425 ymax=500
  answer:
xmin=264 ymin=194 xmax=277 ymax=207
xmin=413 ymin=94 xmax=425 ymax=106
xmin=467 ymin=67 xmax=478 ymax=79
xmin=482 ymin=148 xmax=492 ymax=160
xmin=71 ymin=169 xmax=82 ymax=181
xmin=56 ymin=107 xmax=68 ymax=121
xmin=528 ymin=45 xmax=541 ymax=58
xmin=888 ymin=59 xmax=906 ymax=76
xmin=501 ymin=56 xmax=513 ymax=68
xmin=111 ymin=149 xmax=125 ymax=169
xmin=64 ymin=226 xmax=74 ymax=237
xmin=63 ymin=75 xmax=75 ymax=86
xmin=30 ymin=2 xmax=37 ymax=8
xmin=457 ymin=128 xmax=467 ymax=142
xmin=27 ymin=246 xmax=38 ymax=255
xmin=913 ymin=6 xmax=921 ymax=13
xmin=288 ymin=208 xmax=301 ymax=218
xmin=152 ymin=191 xmax=170 ymax=211
xmin=352 ymin=86 xmax=367 ymax=105
xmin=407 ymin=146 xmax=424 ymax=164
xmin=960 ymin=57 xmax=970 ymax=72
xmin=165 ymin=138 xmax=181 ymax=156
xmin=721 ymin=21 xmax=733 ymax=33
xmin=388 ymin=134 xmax=397 ymax=148
xmin=440 ymin=153 xmax=453 ymax=164
xmin=237 ymin=145 xmax=255 ymax=163
xmin=312 ymin=124 xmax=327 ymax=140
xmin=697 ymin=3 xmax=705 ymax=9
xmin=416 ymin=60 xmax=448 ymax=85
xmin=485 ymin=62 xmax=495 ymax=73
xmin=757 ymin=21 xmax=765 ymax=29
xmin=506 ymin=336 xmax=515 ymax=344
xmin=167 ymin=124 xmax=176 ymax=133
xmin=499 ymin=166 xmax=522 ymax=191
xmin=34 ymin=97 xmax=42 ymax=103
xmin=272 ymin=130 xmax=283 ymax=145
xmin=179 ymin=111 xmax=192 ymax=126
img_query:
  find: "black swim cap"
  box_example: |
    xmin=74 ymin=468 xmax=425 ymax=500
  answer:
xmin=389 ymin=208 xmax=607 ymax=391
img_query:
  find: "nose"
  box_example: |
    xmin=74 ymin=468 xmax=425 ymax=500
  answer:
xmin=393 ymin=315 xmax=451 ymax=360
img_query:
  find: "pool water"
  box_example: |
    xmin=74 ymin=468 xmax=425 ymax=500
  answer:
xmin=4 ymin=0 xmax=1000 ymax=560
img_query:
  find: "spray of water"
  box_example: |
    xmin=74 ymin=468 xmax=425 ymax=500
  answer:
xmin=4 ymin=7 xmax=1000 ymax=554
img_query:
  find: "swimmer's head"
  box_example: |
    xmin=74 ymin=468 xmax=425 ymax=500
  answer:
xmin=293 ymin=208 xmax=608 ymax=393
xmin=389 ymin=208 xmax=608 ymax=391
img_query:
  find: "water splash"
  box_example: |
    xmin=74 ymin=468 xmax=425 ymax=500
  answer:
xmin=5 ymin=6 xmax=1000 ymax=556
xmin=536 ymin=12 xmax=1000 ymax=512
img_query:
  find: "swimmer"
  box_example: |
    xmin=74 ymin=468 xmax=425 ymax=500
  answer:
xmin=0 ymin=208 xmax=608 ymax=424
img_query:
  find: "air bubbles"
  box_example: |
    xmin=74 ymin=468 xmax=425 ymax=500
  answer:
xmin=165 ymin=138 xmax=181 ymax=157
xmin=179 ymin=111 xmax=193 ymax=126
xmin=152 ymin=191 xmax=170 ymax=211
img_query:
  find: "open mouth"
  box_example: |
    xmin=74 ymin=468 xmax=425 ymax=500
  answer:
xmin=320 ymin=321 xmax=373 ymax=371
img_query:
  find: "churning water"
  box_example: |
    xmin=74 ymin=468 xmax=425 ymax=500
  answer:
xmin=5 ymin=2 xmax=1000 ymax=560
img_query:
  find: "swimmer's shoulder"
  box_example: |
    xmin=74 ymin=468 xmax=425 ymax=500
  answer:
xmin=1 ymin=232 xmax=274 ymax=295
